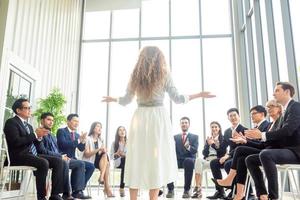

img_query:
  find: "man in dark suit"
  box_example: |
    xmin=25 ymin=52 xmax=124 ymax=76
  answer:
xmin=3 ymin=98 xmax=64 ymax=200
xmin=245 ymin=82 xmax=300 ymax=200
xmin=212 ymin=105 xmax=270 ymax=200
xmin=166 ymin=116 xmax=199 ymax=198
xmin=57 ymin=114 xmax=95 ymax=199
xmin=207 ymin=108 xmax=247 ymax=199
xmin=38 ymin=112 xmax=88 ymax=199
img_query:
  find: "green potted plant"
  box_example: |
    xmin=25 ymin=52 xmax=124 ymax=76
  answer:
xmin=34 ymin=88 xmax=67 ymax=135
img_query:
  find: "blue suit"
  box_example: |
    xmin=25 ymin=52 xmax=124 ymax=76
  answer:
xmin=40 ymin=133 xmax=86 ymax=193
xmin=168 ymin=132 xmax=199 ymax=192
xmin=57 ymin=127 xmax=95 ymax=186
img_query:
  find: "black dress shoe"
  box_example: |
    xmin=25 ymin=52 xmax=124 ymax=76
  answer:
xmin=72 ymin=191 xmax=91 ymax=199
xmin=207 ymin=191 xmax=226 ymax=199
xmin=211 ymin=178 xmax=232 ymax=189
xmin=158 ymin=190 xmax=163 ymax=196
xmin=62 ymin=193 xmax=74 ymax=200
xmin=37 ymin=197 xmax=47 ymax=200
xmin=49 ymin=195 xmax=64 ymax=200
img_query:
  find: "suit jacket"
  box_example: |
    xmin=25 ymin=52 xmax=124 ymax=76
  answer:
xmin=174 ymin=133 xmax=198 ymax=161
xmin=265 ymin=100 xmax=300 ymax=159
xmin=246 ymin=117 xmax=281 ymax=149
xmin=222 ymin=124 xmax=248 ymax=157
xmin=56 ymin=127 xmax=85 ymax=159
xmin=3 ymin=116 xmax=40 ymax=162
xmin=257 ymin=120 xmax=270 ymax=132
xmin=37 ymin=133 xmax=61 ymax=158
xmin=202 ymin=133 xmax=226 ymax=159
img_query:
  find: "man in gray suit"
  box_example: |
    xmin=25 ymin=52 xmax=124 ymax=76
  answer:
xmin=166 ymin=116 xmax=199 ymax=198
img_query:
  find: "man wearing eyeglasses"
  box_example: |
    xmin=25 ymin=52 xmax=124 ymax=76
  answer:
xmin=3 ymin=98 xmax=64 ymax=200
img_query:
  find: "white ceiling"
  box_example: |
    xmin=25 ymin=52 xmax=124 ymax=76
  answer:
xmin=85 ymin=0 xmax=141 ymax=11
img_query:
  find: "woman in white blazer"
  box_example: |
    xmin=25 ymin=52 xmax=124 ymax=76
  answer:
xmin=82 ymin=121 xmax=114 ymax=197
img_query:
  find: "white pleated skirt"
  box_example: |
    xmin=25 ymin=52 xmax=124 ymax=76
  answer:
xmin=124 ymin=106 xmax=178 ymax=189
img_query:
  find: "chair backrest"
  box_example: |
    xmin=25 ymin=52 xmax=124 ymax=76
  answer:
xmin=1 ymin=134 xmax=11 ymax=167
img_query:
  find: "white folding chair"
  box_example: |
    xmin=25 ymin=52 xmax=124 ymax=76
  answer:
xmin=277 ymin=164 xmax=300 ymax=200
xmin=0 ymin=134 xmax=37 ymax=199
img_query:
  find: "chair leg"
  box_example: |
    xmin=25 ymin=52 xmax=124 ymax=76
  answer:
xmin=280 ymin=169 xmax=288 ymax=200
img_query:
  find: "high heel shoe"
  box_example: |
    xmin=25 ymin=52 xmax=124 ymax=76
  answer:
xmin=211 ymin=178 xmax=232 ymax=189
xmin=119 ymin=188 xmax=125 ymax=197
xmin=98 ymin=177 xmax=104 ymax=185
xmin=103 ymin=189 xmax=115 ymax=198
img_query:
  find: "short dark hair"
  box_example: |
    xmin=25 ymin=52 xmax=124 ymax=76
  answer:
xmin=67 ymin=113 xmax=79 ymax=121
xmin=12 ymin=98 xmax=29 ymax=114
xmin=227 ymin=108 xmax=239 ymax=116
xmin=276 ymin=82 xmax=295 ymax=97
xmin=41 ymin=112 xmax=54 ymax=120
xmin=180 ymin=116 xmax=190 ymax=123
xmin=250 ymin=105 xmax=267 ymax=117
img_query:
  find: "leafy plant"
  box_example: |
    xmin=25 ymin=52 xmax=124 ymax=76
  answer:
xmin=34 ymin=88 xmax=66 ymax=135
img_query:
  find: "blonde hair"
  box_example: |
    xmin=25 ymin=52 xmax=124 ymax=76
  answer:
xmin=129 ymin=46 xmax=168 ymax=100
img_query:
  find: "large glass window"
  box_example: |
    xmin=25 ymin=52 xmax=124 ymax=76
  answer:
xmin=108 ymin=41 xmax=139 ymax=139
xmin=201 ymin=0 xmax=231 ymax=35
xmin=273 ymin=0 xmax=288 ymax=81
xmin=112 ymin=9 xmax=139 ymax=38
xmin=4 ymin=71 xmax=32 ymax=126
xmin=290 ymin=0 xmax=300 ymax=93
xmin=83 ymin=11 xmax=110 ymax=40
xmin=260 ymin=0 xmax=274 ymax=99
xmin=79 ymin=43 xmax=109 ymax=134
xmin=80 ymin=0 xmax=236 ymax=150
xmin=141 ymin=0 xmax=169 ymax=37
xmin=171 ymin=0 xmax=199 ymax=36
xmin=202 ymin=38 xmax=235 ymax=130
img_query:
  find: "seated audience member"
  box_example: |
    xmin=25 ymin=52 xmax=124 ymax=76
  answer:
xmin=212 ymin=104 xmax=272 ymax=200
xmin=245 ymin=82 xmax=300 ymax=200
xmin=166 ymin=117 xmax=199 ymax=199
xmin=207 ymin=108 xmax=247 ymax=200
xmin=110 ymin=126 xmax=127 ymax=197
xmin=191 ymin=121 xmax=226 ymax=198
xmin=57 ymin=114 xmax=94 ymax=199
xmin=81 ymin=122 xmax=114 ymax=198
xmin=38 ymin=112 xmax=88 ymax=200
xmin=3 ymin=98 xmax=64 ymax=200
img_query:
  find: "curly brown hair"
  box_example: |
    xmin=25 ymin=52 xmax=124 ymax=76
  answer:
xmin=128 ymin=46 xmax=168 ymax=100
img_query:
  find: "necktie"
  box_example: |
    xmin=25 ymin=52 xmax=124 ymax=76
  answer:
xmin=71 ymin=131 xmax=75 ymax=141
xmin=182 ymin=133 xmax=187 ymax=144
xmin=24 ymin=121 xmax=37 ymax=156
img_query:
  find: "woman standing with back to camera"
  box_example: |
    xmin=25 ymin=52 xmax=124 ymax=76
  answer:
xmin=102 ymin=46 xmax=215 ymax=200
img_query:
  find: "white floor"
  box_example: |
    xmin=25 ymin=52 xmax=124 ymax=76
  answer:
xmin=16 ymin=187 xmax=298 ymax=200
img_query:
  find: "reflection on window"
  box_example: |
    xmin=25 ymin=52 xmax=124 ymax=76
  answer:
xmin=201 ymin=0 xmax=231 ymax=35
xmin=141 ymin=0 xmax=169 ymax=37
xmin=202 ymin=38 xmax=235 ymax=130
xmin=83 ymin=11 xmax=111 ymax=40
xmin=171 ymin=0 xmax=199 ymax=36
xmin=112 ymin=9 xmax=139 ymax=38
xmin=273 ymin=0 xmax=288 ymax=81
xmin=79 ymin=43 xmax=109 ymax=133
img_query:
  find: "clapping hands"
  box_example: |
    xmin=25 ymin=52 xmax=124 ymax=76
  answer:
xmin=230 ymin=131 xmax=247 ymax=144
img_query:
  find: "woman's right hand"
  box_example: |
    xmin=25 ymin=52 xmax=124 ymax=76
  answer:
xmin=102 ymin=96 xmax=117 ymax=103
